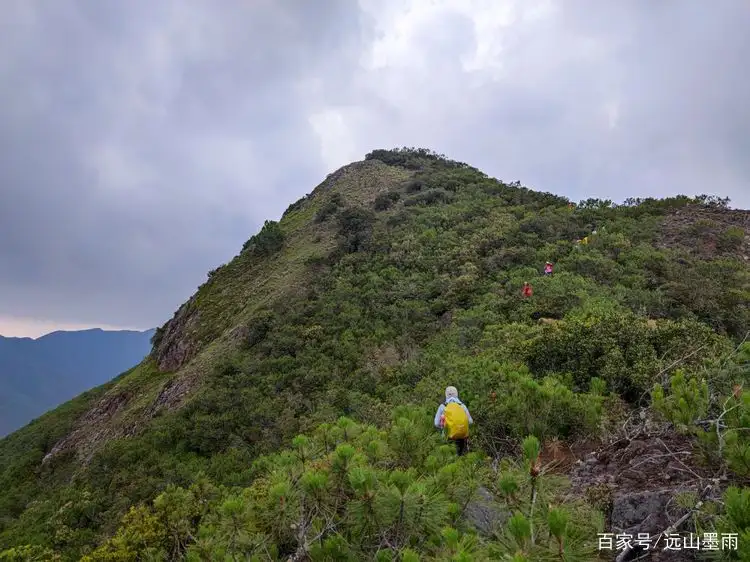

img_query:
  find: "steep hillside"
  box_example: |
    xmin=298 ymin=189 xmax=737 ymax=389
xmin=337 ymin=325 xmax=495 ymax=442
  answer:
xmin=0 ymin=328 xmax=155 ymax=437
xmin=0 ymin=148 xmax=748 ymax=561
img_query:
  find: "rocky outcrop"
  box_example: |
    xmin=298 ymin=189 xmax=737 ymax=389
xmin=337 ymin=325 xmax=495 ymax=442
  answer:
xmin=569 ymin=429 xmax=720 ymax=562
xmin=42 ymin=390 xmax=132 ymax=464
xmin=42 ymin=371 xmax=199 ymax=465
xmin=143 ymin=374 xmax=197 ymax=418
xmin=464 ymin=486 xmax=509 ymax=536
xmin=152 ymin=296 xmax=202 ymax=372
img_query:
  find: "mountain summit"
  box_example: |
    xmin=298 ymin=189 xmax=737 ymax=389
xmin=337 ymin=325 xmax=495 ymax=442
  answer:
xmin=1 ymin=148 xmax=748 ymax=560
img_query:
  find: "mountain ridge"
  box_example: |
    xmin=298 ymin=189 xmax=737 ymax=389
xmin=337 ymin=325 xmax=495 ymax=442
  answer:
xmin=0 ymin=327 xmax=156 ymax=438
xmin=0 ymin=327 xmax=153 ymax=343
xmin=0 ymin=148 xmax=748 ymax=560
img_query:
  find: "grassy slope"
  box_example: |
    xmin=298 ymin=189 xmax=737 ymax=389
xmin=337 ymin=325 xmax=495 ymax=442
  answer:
xmin=0 ymin=149 xmax=748 ymax=558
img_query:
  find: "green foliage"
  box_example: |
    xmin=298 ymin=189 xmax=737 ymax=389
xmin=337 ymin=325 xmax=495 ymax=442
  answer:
xmin=404 ymin=189 xmax=455 ymax=207
xmin=365 ymin=147 xmax=471 ymax=171
xmin=526 ymin=303 xmax=728 ymax=400
xmin=242 ymin=220 xmax=285 ymax=256
xmin=0 ymin=545 xmax=61 ymax=561
xmin=283 ymin=193 xmax=312 ymax=218
xmin=1 ymin=148 xmax=748 ymax=559
xmin=695 ymin=194 xmax=732 ymax=209
xmin=713 ymin=486 xmax=750 ymax=561
xmin=652 ymin=344 xmax=750 ymax=477
xmin=489 ymin=451 xmax=603 ymax=561
xmin=315 ymin=193 xmax=344 ymax=223
xmin=374 ymin=190 xmax=401 ymax=211
xmin=337 ymin=207 xmax=376 ymax=253
xmin=717 ymin=226 xmax=746 ymax=253
xmin=694 ymin=485 xmax=750 ymax=562
xmin=61 ymin=424 xmax=602 ymax=561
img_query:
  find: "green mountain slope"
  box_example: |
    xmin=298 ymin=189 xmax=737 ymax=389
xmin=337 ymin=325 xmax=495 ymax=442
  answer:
xmin=1 ymin=148 xmax=749 ymax=561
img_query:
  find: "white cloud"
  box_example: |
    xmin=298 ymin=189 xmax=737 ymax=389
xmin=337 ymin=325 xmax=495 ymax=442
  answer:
xmin=309 ymin=108 xmax=360 ymax=172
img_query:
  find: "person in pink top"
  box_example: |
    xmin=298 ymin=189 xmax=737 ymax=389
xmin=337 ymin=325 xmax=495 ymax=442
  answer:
xmin=544 ymin=262 xmax=553 ymax=275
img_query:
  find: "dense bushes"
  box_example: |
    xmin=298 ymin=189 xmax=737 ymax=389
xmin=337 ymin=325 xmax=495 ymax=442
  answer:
xmin=282 ymin=193 xmax=312 ymax=218
xmin=314 ymin=192 xmax=344 ymax=223
xmin=337 ymin=207 xmax=376 ymax=253
xmin=365 ymin=147 xmax=471 ymax=171
xmin=525 ymin=303 xmax=729 ymax=400
xmin=74 ymin=412 xmax=605 ymax=561
xmin=717 ymin=225 xmax=746 ymax=252
xmin=374 ymin=190 xmax=401 ymax=211
xmin=652 ymin=343 xmax=750 ymax=477
xmin=242 ymin=220 xmax=285 ymax=256
xmin=404 ymin=189 xmax=455 ymax=207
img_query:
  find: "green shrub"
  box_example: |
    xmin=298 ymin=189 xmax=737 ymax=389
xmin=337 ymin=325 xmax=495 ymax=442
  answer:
xmin=652 ymin=349 xmax=750 ymax=478
xmin=242 ymin=220 xmax=285 ymax=256
xmin=525 ymin=305 xmax=725 ymax=400
xmin=337 ymin=207 xmax=376 ymax=253
xmin=314 ymin=192 xmax=344 ymax=223
xmin=374 ymin=190 xmax=401 ymax=211
xmin=717 ymin=226 xmax=745 ymax=252
xmin=71 ymin=420 xmax=604 ymax=561
xmin=404 ymin=189 xmax=455 ymax=207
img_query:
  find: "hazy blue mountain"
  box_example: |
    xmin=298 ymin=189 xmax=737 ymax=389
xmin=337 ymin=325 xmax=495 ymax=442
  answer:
xmin=0 ymin=328 xmax=154 ymax=437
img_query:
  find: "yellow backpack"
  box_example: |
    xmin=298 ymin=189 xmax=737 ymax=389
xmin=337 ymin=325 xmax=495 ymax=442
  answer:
xmin=444 ymin=402 xmax=469 ymax=439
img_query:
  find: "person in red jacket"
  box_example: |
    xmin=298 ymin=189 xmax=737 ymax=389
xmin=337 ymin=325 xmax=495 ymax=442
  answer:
xmin=522 ymin=282 xmax=533 ymax=298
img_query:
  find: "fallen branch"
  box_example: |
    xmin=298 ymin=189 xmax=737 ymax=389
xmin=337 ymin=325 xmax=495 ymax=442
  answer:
xmin=719 ymin=330 xmax=749 ymax=371
xmin=656 ymin=438 xmax=703 ymax=480
xmin=628 ymin=451 xmax=691 ymax=471
xmin=637 ymin=344 xmax=709 ymax=405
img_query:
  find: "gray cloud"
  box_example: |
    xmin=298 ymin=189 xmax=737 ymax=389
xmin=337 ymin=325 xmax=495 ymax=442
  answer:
xmin=0 ymin=0 xmax=362 ymax=328
xmin=0 ymin=0 xmax=748 ymax=331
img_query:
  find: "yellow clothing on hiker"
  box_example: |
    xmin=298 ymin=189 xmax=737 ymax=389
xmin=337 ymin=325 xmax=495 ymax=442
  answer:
xmin=444 ymin=402 xmax=469 ymax=439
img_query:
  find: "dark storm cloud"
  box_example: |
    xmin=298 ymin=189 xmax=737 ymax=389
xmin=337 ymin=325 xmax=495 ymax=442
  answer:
xmin=1 ymin=0 xmax=748 ymax=333
xmin=0 ymin=0 xmax=363 ymax=328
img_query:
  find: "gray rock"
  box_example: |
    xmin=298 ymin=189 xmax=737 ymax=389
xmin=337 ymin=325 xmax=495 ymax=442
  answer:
xmin=464 ymin=486 xmax=509 ymax=536
xmin=611 ymin=490 xmax=672 ymax=535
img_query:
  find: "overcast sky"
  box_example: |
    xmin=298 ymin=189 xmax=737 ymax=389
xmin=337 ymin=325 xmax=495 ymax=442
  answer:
xmin=1 ymin=0 xmax=748 ymax=337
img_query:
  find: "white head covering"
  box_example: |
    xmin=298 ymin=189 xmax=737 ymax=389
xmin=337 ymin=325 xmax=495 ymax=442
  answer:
xmin=445 ymin=386 xmax=458 ymax=400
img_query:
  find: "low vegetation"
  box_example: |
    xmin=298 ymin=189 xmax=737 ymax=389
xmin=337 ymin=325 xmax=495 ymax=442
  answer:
xmin=0 ymin=148 xmax=748 ymax=560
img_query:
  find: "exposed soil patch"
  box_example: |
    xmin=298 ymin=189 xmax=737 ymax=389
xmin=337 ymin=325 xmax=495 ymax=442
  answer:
xmin=658 ymin=205 xmax=750 ymax=261
xmin=564 ymin=417 xmax=726 ymax=561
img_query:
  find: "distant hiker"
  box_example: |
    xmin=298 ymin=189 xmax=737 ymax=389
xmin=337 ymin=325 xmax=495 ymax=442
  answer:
xmin=544 ymin=262 xmax=553 ymax=276
xmin=434 ymin=386 xmax=473 ymax=456
xmin=581 ymin=236 xmax=589 ymax=245
xmin=522 ymin=282 xmax=533 ymax=298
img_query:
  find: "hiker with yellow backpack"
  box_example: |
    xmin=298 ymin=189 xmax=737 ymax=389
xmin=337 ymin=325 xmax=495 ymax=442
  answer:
xmin=434 ymin=386 xmax=473 ymax=456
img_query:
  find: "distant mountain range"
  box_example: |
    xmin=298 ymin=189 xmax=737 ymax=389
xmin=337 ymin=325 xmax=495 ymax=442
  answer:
xmin=0 ymin=328 xmax=154 ymax=437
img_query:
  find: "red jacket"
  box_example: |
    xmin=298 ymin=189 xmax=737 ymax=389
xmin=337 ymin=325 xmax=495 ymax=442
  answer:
xmin=522 ymin=285 xmax=533 ymax=297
